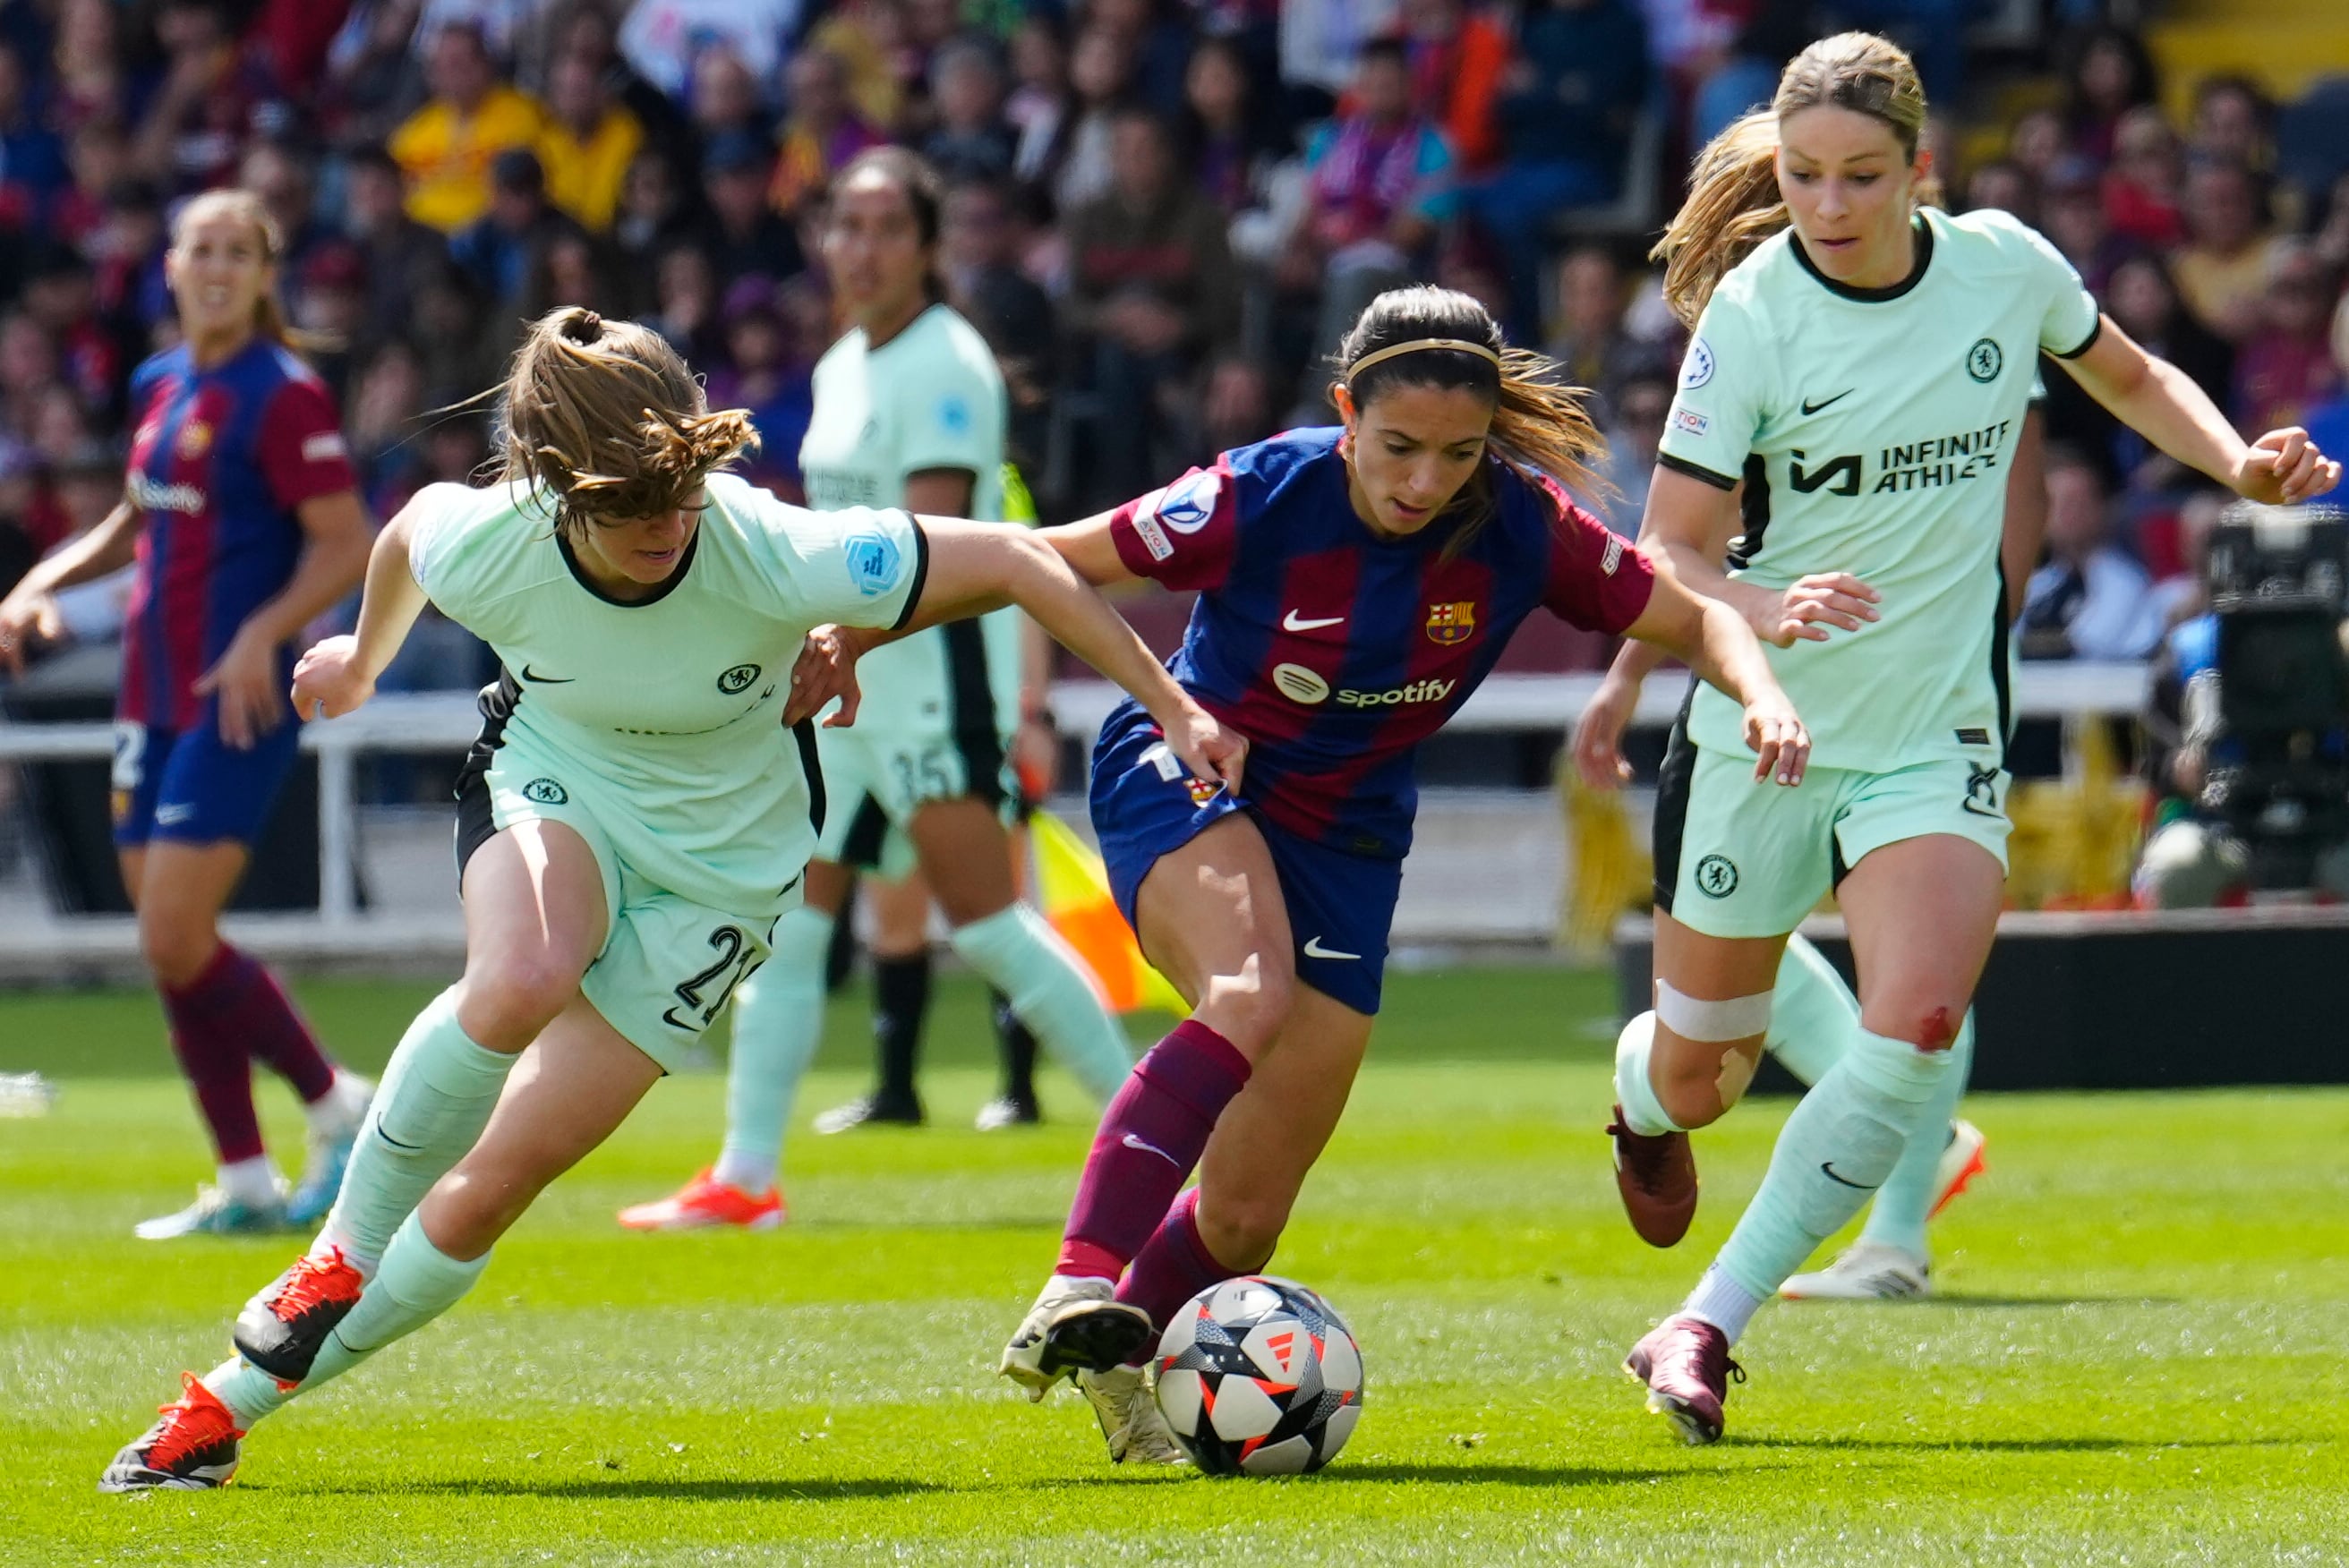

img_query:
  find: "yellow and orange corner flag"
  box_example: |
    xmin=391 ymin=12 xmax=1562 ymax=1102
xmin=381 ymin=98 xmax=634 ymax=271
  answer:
xmin=1029 ymin=809 xmax=1187 ymax=1016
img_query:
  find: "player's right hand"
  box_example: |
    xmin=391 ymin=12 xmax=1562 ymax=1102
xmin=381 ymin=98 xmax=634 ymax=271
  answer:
xmin=1571 ymin=672 xmax=1642 ymax=790
xmin=787 ymin=625 xmax=867 ymax=728
xmin=0 ymin=588 xmax=62 ymax=674
xmin=291 ymin=635 xmax=374 ymax=720
xmin=1742 ymin=690 xmax=1810 ymax=786
xmin=1763 ymin=573 xmax=1879 ymax=646
xmin=1169 ymin=702 xmax=1247 ymax=797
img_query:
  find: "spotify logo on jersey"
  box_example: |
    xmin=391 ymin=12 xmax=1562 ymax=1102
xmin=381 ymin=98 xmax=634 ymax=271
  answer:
xmin=1273 ymin=663 xmax=1331 ymax=704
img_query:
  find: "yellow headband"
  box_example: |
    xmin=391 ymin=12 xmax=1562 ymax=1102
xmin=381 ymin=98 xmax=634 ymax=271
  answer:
xmin=1345 ymin=337 xmax=1503 ymax=382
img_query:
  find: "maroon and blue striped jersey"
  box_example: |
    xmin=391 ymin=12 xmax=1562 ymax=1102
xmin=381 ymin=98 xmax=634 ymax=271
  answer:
xmin=1107 ymin=427 xmax=1654 ymax=857
xmin=118 ymin=339 xmax=356 ymax=729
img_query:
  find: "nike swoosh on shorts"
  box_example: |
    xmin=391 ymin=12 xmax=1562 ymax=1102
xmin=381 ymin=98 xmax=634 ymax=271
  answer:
xmin=1302 ymin=936 xmax=1360 ymax=960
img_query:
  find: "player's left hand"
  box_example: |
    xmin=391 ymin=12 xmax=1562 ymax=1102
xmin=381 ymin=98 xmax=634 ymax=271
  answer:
xmin=1741 ymin=690 xmax=1810 ymax=787
xmin=2234 ymin=427 xmax=2343 ymax=506
xmin=787 ymin=625 xmax=866 ymax=728
xmin=198 ymin=626 xmax=286 ymax=750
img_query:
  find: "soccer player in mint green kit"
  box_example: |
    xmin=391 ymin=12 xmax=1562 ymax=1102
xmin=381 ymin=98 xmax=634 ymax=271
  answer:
xmin=98 ymin=305 xmax=1245 ymax=1491
xmin=1611 ymin=32 xmax=2340 ymax=1444
xmin=1574 ymin=379 xmax=2050 ymax=1296
xmin=619 ymin=149 xmax=1140 ymax=1237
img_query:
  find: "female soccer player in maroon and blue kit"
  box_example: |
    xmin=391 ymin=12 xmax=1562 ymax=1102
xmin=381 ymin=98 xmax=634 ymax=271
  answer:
xmin=981 ymin=285 xmax=1813 ymax=1463
xmin=0 ymin=191 xmax=375 ymax=1238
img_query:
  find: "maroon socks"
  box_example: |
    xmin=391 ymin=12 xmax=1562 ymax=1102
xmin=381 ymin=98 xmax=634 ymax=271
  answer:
xmin=1056 ymin=1019 xmax=1251 ymax=1280
xmin=1115 ymin=1187 xmax=1243 ymax=1355
xmin=162 ymin=943 xmax=339 ymax=1161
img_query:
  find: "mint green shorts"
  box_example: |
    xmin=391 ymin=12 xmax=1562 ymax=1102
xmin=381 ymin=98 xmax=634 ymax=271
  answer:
xmin=456 ymin=729 xmax=778 ymax=1073
xmin=1653 ymin=735 xmax=2011 ymax=939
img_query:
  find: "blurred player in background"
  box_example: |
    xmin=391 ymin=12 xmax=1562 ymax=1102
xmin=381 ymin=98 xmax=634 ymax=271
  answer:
xmin=0 ymin=190 xmax=374 ymax=1240
xmin=1612 ymin=33 xmax=2338 ymax=1445
xmin=954 ymin=284 xmax=1807 ymax=1465
xmin=620 ymin=149 xmax=1135 ymax=1236
xmin=98 ymin=305 xmax=1243 ymax=1492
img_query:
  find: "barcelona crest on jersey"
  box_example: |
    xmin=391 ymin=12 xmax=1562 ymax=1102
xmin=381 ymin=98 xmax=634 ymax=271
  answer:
xmin=1424 ymin=601 xmax=1475 ymax=645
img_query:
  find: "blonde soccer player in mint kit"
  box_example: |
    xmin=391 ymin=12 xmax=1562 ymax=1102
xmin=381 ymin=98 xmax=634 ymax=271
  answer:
xmin=1607 ymin=32 xmax=2339 ymax=1445
xmin=98 ymin=306 xmax=1243 ymax=1491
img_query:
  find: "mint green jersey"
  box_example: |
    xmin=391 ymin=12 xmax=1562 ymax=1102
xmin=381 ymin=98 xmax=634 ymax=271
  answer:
xmin=799 ymin=302 xmax=1021 ymax=742
xmin=406 ymin=473 xmax=925 ymax=915
xmin=1658 ymin=207 xmax=2100 ymax=772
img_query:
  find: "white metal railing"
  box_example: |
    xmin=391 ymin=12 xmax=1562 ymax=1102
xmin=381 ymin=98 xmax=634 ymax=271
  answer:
xmin=0 ymin=666 xmax=2152 ymax=931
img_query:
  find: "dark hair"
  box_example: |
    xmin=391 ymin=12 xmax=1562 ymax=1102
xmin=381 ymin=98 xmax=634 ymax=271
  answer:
xmin=2060 ymin=25 xmax=2157 ymax=124
xmin=1357 ymin=38 xmax=1409 ymax=72
xmin=831 ymin=144 xmax=947 ymax=303
xmin=1331 ymin=285 xmax=1604 ymax=558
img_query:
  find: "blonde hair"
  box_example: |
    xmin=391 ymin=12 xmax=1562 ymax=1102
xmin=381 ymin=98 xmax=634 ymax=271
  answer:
xmin=169 ymin=188 xmax=296 ymax=349
xmin=1653 ymin=32 xmax=1943 ymax=327
xmin=1333 ymin=285 xmax=1607 ymax=558
xmin=492 ymin=306 xmax=758 ymax=537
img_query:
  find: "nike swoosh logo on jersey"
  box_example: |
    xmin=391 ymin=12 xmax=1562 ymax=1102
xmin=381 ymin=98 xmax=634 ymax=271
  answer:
xmin=1122 ymin=1133 xmax=1180 ymax=1165
xmin=1820 ymin=1161 xmax=1880 ymax=1190
xmin=1282 ymin=610 xmax=1345 ymax=632
xmin=520 ymin=665 xmax=575 ymax=684
xmin=1302 ymin=936 xmax=1361 ymax=961
xmin=1800 ymin=389 xmax=1855 ymax=415
xmin=154 ymin=804 xmax=195 ymax=825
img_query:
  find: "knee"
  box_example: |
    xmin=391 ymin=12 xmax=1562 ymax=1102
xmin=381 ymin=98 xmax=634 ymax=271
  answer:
xmin=420 ymin=1166 xmax=530 ymax=1261
xmin=1192 ymin=952 xmax=1294 ymax=1059
xmin=1650 ymin=1041 xmax=1754 ymax=1129
xmin=138 ymin=908 xmax=217 ymax=991
xmin=1858 ymin=1000 xmax=1965 ymax=1053
xmin=453 ymin=957 xmax=577 ymax=1052
xmin=1195 ymin=1189 xmax=1285 ymax=1273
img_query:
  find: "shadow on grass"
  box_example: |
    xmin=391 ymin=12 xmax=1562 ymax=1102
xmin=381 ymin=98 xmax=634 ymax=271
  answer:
xmin=1318 ymin=1462 xmax=1692 ymax=1487
xmin=292 ymin=1477 xmax=944 ymax=1502
xmin=1740 ymin=1436 xmax=2292 ymax=1454
xmin=1926 ymin=1294 xmax=2182 ymax=1308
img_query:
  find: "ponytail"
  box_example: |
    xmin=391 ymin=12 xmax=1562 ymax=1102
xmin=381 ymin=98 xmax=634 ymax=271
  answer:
xmin=1652 ymin=112 xmax=1786 ymax=328
xmin=1653 ymin=32 xmax=1944 ymax=328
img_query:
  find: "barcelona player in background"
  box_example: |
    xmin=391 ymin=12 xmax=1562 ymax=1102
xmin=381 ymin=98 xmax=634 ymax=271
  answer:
xmin=812 ymin=283 xmax=1809 ymax=1465
xmin=0 ymin=191 xmax=376 ymax=1239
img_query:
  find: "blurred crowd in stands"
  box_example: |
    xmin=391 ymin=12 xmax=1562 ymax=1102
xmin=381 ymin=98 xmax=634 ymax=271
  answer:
xmin=0 ymin=0 xmax=2344 ymax=695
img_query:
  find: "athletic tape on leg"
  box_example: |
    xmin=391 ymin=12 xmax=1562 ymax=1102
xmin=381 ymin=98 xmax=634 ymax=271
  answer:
xmin=1653 ymin=979 xmax=1773 ymax=1043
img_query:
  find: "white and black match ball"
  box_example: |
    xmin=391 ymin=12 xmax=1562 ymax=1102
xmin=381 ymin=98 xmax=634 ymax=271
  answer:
xmin=1151 ymin=1275 xmax=1363 ymax=1477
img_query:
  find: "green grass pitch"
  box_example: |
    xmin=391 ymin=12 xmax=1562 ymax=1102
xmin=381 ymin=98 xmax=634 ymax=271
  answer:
xmin=4 ymin=966 xmax=2347 ymax=1565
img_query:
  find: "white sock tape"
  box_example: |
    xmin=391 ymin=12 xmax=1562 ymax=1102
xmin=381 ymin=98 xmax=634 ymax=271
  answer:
xmin=1653 ymin=978 xmax=1773 ymax=1044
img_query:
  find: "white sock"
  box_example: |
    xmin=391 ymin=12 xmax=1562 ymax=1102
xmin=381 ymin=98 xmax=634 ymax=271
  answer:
xmin=712 ymin=1149 xmax=778 ymax=1193
xmin=1682 ymin=1265 xmax=1763 ymax=1345
xmin=303 ymin=1069 xmax=373 ymax=1135
xmin=218 ymin=1155 xmax=280 ymax=1208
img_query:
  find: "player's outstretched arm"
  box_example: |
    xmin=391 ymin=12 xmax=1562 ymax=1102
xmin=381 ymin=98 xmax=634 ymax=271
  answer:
xmin=1621 ymin=558 xmax=1809 ymax=787
xmin=2061 ymin=315 xmax=2342 ymax=504
xmin=1031 ymin=511 xmax=1140 ymax=589
xmin=908 ymin=518 xmax=1243 ymax=789
xmin=289 ymin=500 xmax=432 ymax=720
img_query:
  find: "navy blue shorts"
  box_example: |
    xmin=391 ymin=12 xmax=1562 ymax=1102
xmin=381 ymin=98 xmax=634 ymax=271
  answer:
xmin=111 ymin=715 xmax=303 ymax=848
xmin=1091 ymin=703 xmax=1401 ymax=1016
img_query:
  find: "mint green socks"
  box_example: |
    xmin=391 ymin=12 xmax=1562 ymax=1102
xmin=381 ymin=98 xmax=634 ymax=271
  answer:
xmin=205 ymin=1211 xmax=491 ymax=1427
xmin=949 ymin=903 xmax=1132 ymax=1104
xmin=317 ymin=986 xmax=516 ymax=1271
xmin=1704 ymin=1021 xmax=1959 ymax=1337
xmin=713 ymin=906 xmax=832 ymax=1193
xmin=1857 ymin=1012 xmax=1975 ymax=1258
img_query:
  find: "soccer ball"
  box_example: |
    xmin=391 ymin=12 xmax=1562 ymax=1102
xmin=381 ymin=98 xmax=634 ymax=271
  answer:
xmin=1150 ymin=1275 xmax=1363 ymax=1476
